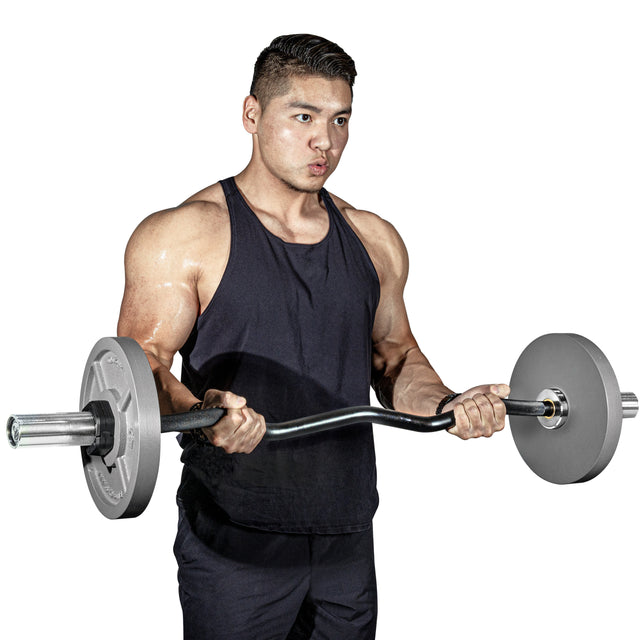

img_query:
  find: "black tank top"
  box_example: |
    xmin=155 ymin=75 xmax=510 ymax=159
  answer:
xmin=178 ymin=177 xmax=380 ymax=534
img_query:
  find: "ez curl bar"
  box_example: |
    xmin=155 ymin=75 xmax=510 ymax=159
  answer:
xmin=7 ymin=333 xmax=638 ymax=519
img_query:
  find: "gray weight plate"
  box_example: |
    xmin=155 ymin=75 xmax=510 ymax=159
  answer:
xmin=510 ymin=334 xmax=622 ymax=484
xmin=80 ymin=337 xmax=161 ymax=518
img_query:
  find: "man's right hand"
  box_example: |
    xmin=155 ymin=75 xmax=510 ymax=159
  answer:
xmin=199 ymin=389 xmax=266 ymax=454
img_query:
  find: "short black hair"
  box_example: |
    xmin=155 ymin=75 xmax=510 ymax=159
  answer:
xmin=250 ymin=34 xmax=357 ymax=107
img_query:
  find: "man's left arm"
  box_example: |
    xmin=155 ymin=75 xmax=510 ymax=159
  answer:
xmin=362 ymin=213 xmax=509 ymax=439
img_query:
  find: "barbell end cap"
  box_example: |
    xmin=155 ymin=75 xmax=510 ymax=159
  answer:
xmin=7 ymin=416 xmax=20 ymax=448
xmin=622 ymin=392 xmax=639 ymax=419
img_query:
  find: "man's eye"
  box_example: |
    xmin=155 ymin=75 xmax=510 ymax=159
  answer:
xmin=296 ymin=114 xmax=311 ymax=123
xmin=334 ymin=117 xmax=348 ymax=127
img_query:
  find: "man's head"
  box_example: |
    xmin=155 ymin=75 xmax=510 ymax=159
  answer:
xmin=250 ymin=34 xmax=357 ymax=110
xmin=243 ymin=35 xmax=356 ymax=194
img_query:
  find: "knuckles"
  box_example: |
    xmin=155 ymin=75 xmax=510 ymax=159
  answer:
xmin=204 ymin=409 xmax=266 ymax=454
xmin=202 ymin=389 xmax=246 ymax=409
xmin=450 ymin=394 xmax=507 ymax=440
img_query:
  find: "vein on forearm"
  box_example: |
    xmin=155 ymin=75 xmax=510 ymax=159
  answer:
xmin=373 ymin=344 xmax=452 ymax=416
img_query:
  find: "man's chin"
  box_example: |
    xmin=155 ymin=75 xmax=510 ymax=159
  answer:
xmin=279 ymin=177 xmax=323 ymax=195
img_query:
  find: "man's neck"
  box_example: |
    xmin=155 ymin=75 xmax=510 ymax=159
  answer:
xmin=234 ymin=164 xmax=323 ymax=220
xmin=234 ymin=165 xmax=331 ymax=244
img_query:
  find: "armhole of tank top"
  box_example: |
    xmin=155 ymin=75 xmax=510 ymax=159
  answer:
xmin=194 ymin=193 xmax=236 ymax=324
xmin=322 ymin=190 xmax=382 ymax=297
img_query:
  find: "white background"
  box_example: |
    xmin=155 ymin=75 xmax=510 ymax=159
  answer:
xmin=1 ymin=1 xmax=638 ymax=638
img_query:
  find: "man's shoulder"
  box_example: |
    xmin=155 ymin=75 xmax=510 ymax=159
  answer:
xmin=170 ymin=181 xmax=229 ymax=226
xmin=327 ymin=192 xmax=404 ymax=252
xmin=182 ymin=181 xmax=227 ymax=209
xmin=127 ymin=182 xmax=231 ymax=260
xmin=136 ymin=183 xmax=228 ymax=235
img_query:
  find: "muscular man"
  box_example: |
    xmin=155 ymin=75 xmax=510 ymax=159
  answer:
xmin=118 ymin=34 xmax=509 ymax=640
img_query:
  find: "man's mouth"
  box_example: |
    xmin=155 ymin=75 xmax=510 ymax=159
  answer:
xmin=309 ymin=160 xmax=328 ymax=177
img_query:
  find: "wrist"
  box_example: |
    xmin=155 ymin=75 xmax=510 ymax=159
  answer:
xmin=436 ymin=393 xmax=460 ymax=415
xmin=188 ymin=401 xmax=210 ymax=444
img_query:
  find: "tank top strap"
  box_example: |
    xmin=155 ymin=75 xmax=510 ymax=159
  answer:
xmin=220 ymin=176 xmax=239 ymax=201
xmin=220 ymin=177 xmax=245 ymax=226
xmin=319 ymin=188 xmax=380 ymax=283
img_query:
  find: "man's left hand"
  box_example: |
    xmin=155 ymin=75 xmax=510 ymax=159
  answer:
xmin=444 ymin=384 xmax=510 ymax=439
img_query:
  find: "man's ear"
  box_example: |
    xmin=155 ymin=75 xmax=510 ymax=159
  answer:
xmin=242 ymin=95 xmax=260 ymax=134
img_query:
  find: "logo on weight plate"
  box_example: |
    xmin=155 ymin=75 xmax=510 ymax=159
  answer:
xmin=106 ymin=355 xmax=124 ymax=370
xmin=88 ymin=466 xmax=124 ymax=501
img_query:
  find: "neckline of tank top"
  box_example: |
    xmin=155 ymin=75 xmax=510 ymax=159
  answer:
xmin=230 ymin=178 xmax=335 ymax=249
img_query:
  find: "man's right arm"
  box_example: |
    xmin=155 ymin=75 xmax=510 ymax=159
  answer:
xmin=118 ymin=206 xmax=203 ymax=414
xmin=117 ymin=202 xmax=266 ymax=453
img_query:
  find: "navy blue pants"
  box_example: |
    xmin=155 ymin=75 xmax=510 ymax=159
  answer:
xmin=174 ymin=501 xmax=377 ymax=639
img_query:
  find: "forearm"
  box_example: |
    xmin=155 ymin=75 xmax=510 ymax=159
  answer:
xmin=145 ymin=350 xmax=200 ymax=415
xmin=374 ymin=347 xmax=454 ymax=416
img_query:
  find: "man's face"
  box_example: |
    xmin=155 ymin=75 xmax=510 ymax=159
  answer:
xmin=252 ymin=75 xmax=352 ymax=193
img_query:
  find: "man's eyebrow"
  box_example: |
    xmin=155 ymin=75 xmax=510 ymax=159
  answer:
xmin=287 ymin=101 xmax=322 ymax=113
xmin=287 ymin=101 xmax=352 ymax=117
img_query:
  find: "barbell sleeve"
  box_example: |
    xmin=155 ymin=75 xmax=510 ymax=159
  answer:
xmin=7 ymin=412 xmax=97 ymax=448
xmin=622 ymin=392 xmax=639 ymax=419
